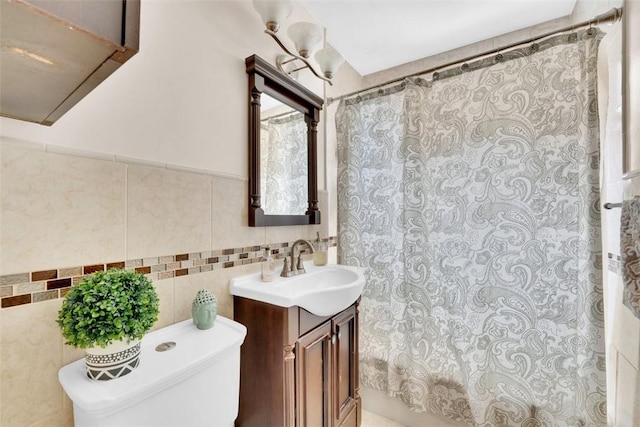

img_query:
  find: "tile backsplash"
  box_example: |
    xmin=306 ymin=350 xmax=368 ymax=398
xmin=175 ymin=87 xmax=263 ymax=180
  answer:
xmin=0 ymin=238 xmax=337 ymax=310
xmin=0 ymin=139 xmax=335 ymax=426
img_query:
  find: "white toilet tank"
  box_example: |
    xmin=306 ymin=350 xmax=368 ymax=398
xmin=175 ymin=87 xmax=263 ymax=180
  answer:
xmin=59 ymin=316 xmax=246 ymax=427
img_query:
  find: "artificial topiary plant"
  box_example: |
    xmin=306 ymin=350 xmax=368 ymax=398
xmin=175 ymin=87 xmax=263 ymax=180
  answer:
xmin=57 ymin=268 xmax=159 ymax=349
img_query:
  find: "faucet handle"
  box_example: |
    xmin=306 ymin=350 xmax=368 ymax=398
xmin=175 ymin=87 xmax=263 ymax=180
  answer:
xmin=296 ymin=255 xmax=306 ymax=273
xmin=280 ymin=258 xmax=291 ymax=277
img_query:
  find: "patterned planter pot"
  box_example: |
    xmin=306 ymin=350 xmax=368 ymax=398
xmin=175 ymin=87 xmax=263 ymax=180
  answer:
xmin=85 ymin=339 xmax=141 ymax=381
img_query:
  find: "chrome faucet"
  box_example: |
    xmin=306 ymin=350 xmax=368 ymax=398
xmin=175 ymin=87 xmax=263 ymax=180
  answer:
xmin=281 ymin=239 xmax=315 ymax=277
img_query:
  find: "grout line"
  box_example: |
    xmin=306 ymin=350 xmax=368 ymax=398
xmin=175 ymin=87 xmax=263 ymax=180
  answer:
xmin=124 ymin=164 xmax=129 ymax=263
xmin=210 ymin=176 xmax=214 ymax=255
xmin=1 ymin=138 xmax=248 ymax=181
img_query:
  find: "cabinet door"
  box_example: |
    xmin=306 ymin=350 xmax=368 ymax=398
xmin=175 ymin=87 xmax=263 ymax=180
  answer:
xmin=332 ymin=306 xmax=358 ymax=427
xmin=297 ymin=321 xmax=333 ymax=427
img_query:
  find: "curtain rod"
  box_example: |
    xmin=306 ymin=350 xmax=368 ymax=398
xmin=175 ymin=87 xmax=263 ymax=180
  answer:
xmin=327 ymin=7 xmax=623 ymax=105
xmin=261 ymin=108 xmax=302 ymax=122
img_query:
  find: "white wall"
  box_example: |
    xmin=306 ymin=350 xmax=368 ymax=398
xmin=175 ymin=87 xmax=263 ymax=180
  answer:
xmin=0 ymin=0 xmax=324 ymax=180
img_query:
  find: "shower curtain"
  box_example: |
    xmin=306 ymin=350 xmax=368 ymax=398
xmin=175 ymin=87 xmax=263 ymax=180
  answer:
xmin=337 ymin=29 xmax=605 ymax=426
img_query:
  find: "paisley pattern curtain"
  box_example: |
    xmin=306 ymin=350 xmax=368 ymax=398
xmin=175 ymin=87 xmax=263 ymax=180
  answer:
xmin=260 ymin=111 xmax=308 ymax=215
xmin=621 ymin=196 xmax=640 ymax=318
xmin=337 ymin=30 xmax=605 ymax=426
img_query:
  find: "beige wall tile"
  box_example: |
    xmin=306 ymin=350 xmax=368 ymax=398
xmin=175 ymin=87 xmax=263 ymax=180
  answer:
xmin=173 ymin=263 xmax=261 ymax=323
xmin=151 ymin=277 xmax=175 ymax=331
xmin=29 ymin=408 xmax=74 ymax=427
xmin=127 ymin=165 xmax=212 ymax=259
xmin=211 ymin=176 xmax=265 ymax=250
xmin=264 ymin=198 xmax=328 ymax=248
xmin=265 ymin=225 xmax=308 ymax=249
xmin=1 ymin=300 xmax=64 ymax=426
xmin=63 ymin=392 xmax=74 ymax=421
xmin=62 ymin=344 xmax=85 ymax=366
xmin=211 ymin=263 xmax=261 ymax=318
xmin=174 ymin=270 xmax=218 ymax=323
xmin=0 ymin=145 xmax=126 ymax=275
xmin=61 ymin=322 xmax=86 ymax=406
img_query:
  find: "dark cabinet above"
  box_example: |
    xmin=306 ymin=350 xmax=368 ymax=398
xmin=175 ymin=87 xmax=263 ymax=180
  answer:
xmin=0 ymin=0 xmax=140 ymax=126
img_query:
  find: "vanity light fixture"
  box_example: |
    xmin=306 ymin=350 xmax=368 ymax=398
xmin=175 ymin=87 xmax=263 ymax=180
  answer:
xmin=252 ymin=0 xmax=344 ymax=85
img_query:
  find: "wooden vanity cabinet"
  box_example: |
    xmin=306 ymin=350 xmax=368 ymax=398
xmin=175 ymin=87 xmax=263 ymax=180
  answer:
xmin=234 ymin=297 xmax=360 ymax=427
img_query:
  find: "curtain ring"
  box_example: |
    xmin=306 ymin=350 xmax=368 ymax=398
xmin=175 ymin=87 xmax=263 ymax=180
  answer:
xmin=432 ymin=72 xmax=440 ymax=81
xmin=530 ymin=43 xmax=539 ymax=53
xmin=461 ymin=63 xmax=469 ymax=71
xmin=495 ymin=53 xmax=504 ymax=63
xmin=586 ymin=19 xmax=596 ymax=36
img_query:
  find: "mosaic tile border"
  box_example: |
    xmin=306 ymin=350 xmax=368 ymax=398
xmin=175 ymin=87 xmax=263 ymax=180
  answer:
xmin=0 ymin=237 xmax=338 ymax=310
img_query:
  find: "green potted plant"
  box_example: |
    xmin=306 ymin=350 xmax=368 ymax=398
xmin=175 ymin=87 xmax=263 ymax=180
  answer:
xmin=57 ymin=268 xmax=159 ymax=381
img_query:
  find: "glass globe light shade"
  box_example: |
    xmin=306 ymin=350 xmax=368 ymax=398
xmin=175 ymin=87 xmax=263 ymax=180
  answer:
xmin=287 ymin=22 xmax=323 ymax=58
xmin=252 ymin=0 xmax=293 ymax=32
xmin=315 ymin=46 xmax=344 ymax=79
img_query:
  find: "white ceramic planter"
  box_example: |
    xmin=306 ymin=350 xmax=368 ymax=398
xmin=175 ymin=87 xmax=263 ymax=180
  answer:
xmin=85 ymin=339 xmax=141 ymax=381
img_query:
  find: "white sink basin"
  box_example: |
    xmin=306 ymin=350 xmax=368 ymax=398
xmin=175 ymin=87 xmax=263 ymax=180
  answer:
xmin=230 ymin=262 xmax=365 ymax=317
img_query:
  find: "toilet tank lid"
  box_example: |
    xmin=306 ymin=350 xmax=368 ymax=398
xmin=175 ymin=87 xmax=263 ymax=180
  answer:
xmin=58 ymin=315 xmax=247 ymax=417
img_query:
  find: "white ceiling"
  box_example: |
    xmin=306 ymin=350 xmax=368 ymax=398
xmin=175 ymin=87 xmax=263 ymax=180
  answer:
xmin=300 ymin=0 xmax=578 ymax=76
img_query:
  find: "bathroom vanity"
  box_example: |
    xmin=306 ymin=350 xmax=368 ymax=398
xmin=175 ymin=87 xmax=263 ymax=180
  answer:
xmin=234 ymin=297 xmax=360 ymax=427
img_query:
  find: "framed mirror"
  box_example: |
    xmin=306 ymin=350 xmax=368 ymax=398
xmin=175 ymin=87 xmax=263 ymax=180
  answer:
xmin=246 ymin=55 xmax=323 ymax=226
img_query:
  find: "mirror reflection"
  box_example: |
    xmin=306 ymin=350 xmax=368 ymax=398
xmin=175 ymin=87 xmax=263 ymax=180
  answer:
xmin=246 ymin=54 xmax=322 ymax=227
xmin=260 ymin=93 xmax=308 ymax=215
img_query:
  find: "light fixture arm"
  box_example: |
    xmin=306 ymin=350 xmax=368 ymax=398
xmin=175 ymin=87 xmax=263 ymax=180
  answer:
xmin=265 ymin=29 xmax=333 ymax=85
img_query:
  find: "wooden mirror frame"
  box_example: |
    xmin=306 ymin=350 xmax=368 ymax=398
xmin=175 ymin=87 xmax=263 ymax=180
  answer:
xmin=246 ymin=54 xmax=323 ymax=227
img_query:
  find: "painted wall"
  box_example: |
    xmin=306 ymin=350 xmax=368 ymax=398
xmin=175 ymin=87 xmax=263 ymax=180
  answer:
xmin=0 ymin=1 xmax=332 ymax=425
xmin=0 ymin=0 xmax=324 ymax=179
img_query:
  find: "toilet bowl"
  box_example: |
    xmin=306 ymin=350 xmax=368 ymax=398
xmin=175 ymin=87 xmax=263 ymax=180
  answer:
xmin=59 ymin=316 xmax=246 ymax=427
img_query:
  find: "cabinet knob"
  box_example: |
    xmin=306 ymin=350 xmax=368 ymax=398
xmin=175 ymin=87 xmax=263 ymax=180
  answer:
xmin=331 ymin=334 xmax=336 ymax=345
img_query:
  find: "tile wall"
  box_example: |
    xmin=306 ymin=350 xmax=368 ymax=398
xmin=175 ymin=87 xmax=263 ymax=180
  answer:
xmin=0 ymin=140 xmax=333 ymax=426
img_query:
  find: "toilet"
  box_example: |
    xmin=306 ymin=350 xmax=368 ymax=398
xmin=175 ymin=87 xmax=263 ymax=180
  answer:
xmin=59 ymin=316 xmax=246 ymax=427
